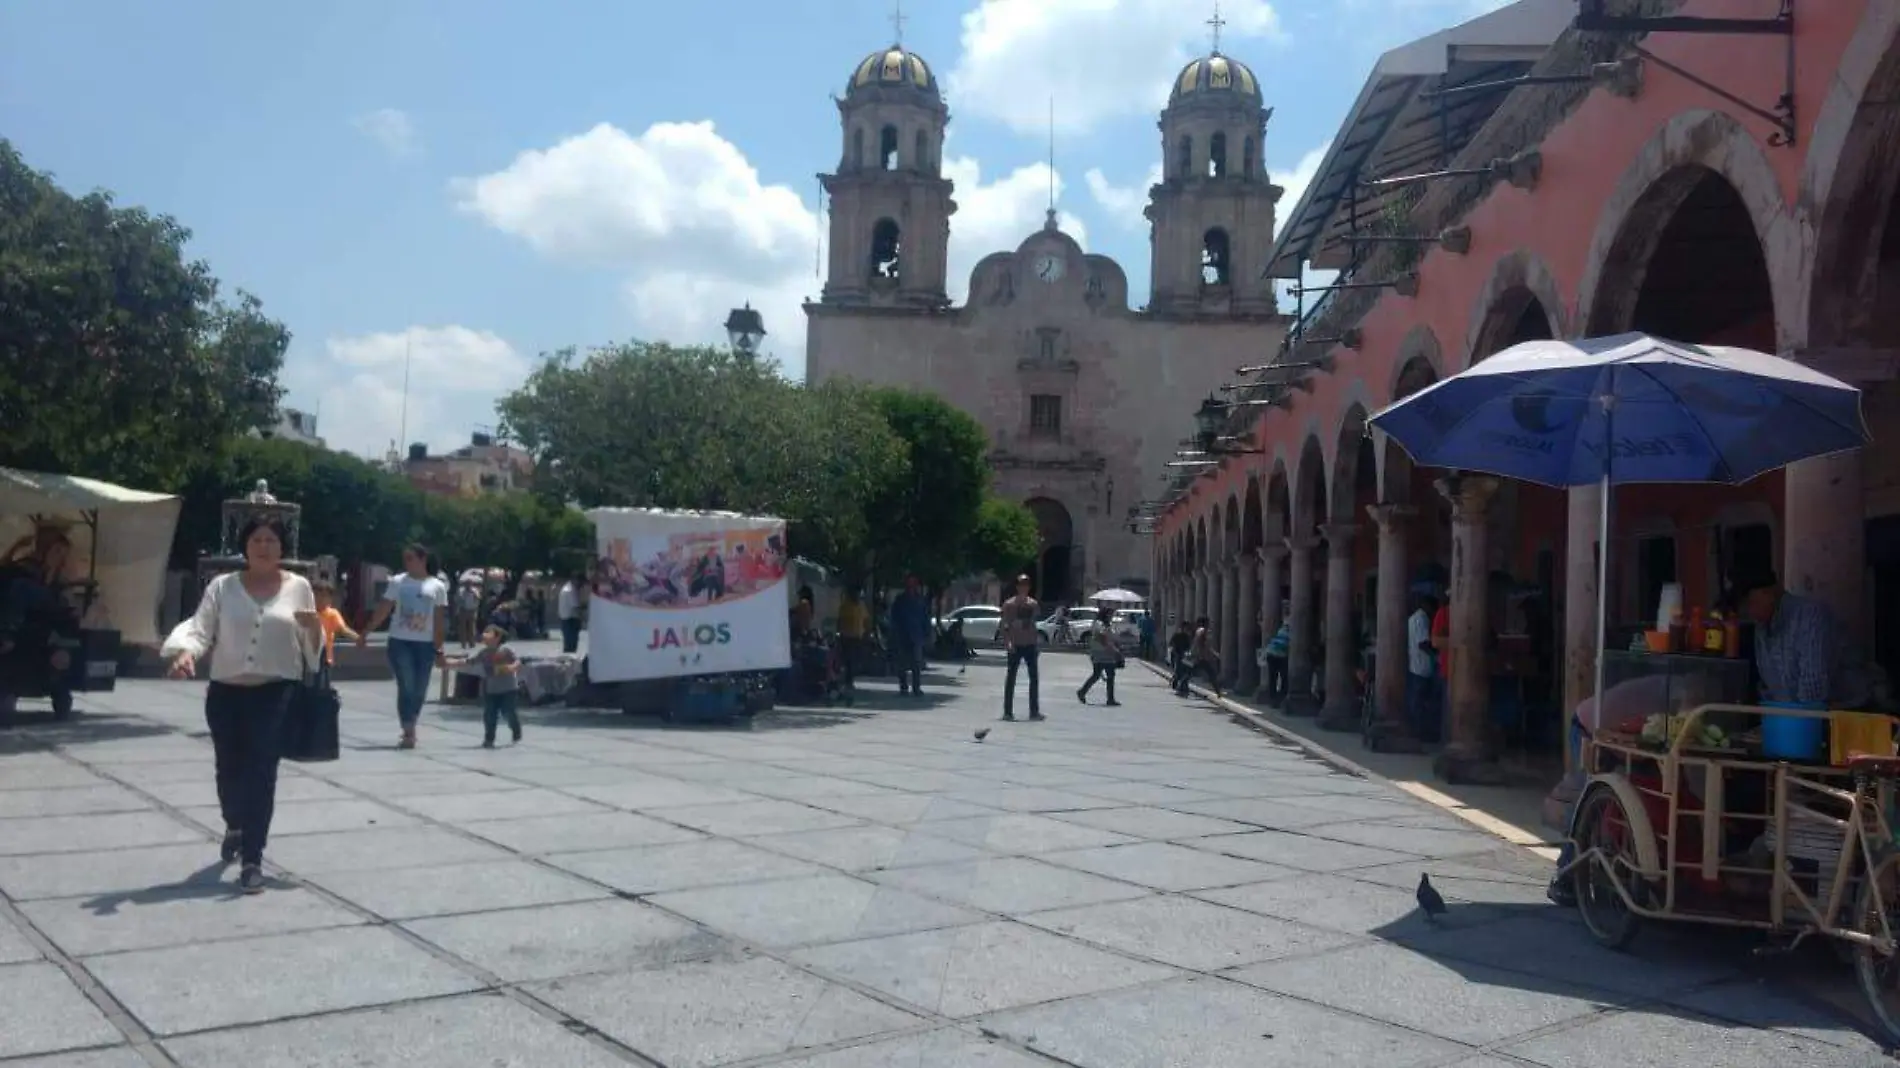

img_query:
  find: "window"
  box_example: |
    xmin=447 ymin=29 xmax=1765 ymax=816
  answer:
xmin=1037 ymin=328 xmax=1058 ymax=361
xmin=1209 ymin=132 xmax=1227 ymax=177
xmin=1201 ymin=227 xmax=1232 ymax=286
xmin=880 ymin=125 xmax=899 ymax=170
xmin=1176 ymin=135 xmax=1193 ymax=179
xmin=1716 ymin=522 xmax=1774 ymax=600
xmin=1029 ymin=394 xmax=1063 ymax=438
xmin=1635 ymin=534 xmax=1678 ymax=625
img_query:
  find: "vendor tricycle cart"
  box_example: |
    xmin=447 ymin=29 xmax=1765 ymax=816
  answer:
xmin=1559 ymin=703 xmax=1900 ymax=1038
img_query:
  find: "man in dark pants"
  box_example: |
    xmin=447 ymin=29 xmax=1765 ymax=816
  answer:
xmin=888 ymin=574 xmax=933 ymax=696
xmin=1167 ymin=619 xmax=1194 ymax=692
xmin=1000 ymin=574 xmax=1044 ymax=721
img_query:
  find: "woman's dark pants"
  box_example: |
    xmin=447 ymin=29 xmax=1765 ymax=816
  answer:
xmin=205 ymin=680 xmax=293 ymax=866
xmin=1081 ymin=665 xmax=1117 ymax=702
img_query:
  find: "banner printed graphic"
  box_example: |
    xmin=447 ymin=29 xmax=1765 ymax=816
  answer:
xmin=585 ymin=509 xmax=792 ymax=682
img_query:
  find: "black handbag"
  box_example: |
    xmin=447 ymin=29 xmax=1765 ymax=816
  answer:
xmin=284 ymin=669 xmax=341 ymax=763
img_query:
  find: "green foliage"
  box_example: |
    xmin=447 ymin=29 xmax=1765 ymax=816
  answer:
xmin=496 ymin=342 xmax=907 ymax=569
xmin=0 ymin=140 xmax=288 ymax=489
xmin=861 ymin=389 xmax=993 ymax=589
xmin=963 ymin=496 xmax=1041 ymax=583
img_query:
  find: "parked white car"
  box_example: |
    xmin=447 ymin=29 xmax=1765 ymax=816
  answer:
xmin=1036 ymin=607 xmax=1101 ymax=644
xmin=933 ymin=604 xmax=1004 ymax=644
xmin=1109 ymin=609 xmax=1148 ymax=650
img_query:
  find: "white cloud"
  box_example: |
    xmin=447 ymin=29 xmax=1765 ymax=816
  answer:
xmin=352 ymin=108 xmax=418 ymax=158
xmin=948 ymin=0 xmax=1284 ymax=135
xmin=1271 ymin=141 xmax=1330 ymax=238
xmin=454 ymin=120 xmax=1084 ymax=375
xmin=281 ymin=326 xmax=527 ymax=460
xmin=1083 ymin=163 xmax=1162 ymax=228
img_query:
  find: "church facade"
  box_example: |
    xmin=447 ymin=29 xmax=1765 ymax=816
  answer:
xmin=805 ymin=44 xmax=1289 ymax=604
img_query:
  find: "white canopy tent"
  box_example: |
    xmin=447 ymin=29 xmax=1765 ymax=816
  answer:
xmin=0 ymin=468 xmax=182 ymax=645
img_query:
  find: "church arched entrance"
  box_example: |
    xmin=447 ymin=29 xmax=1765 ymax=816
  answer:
xmin=1025 ymin=497 xmax=1075 ymax=605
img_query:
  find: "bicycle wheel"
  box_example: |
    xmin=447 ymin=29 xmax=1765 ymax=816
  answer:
xmin=1572 ymin=784 xmax=1644 ymax=949
xmin=1853 ymin=847 xmax=1900 ymax=1045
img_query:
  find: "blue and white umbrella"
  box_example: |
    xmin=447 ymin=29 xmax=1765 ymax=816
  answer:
xmin=1369 ymin=332 xmax=1869 ymax=714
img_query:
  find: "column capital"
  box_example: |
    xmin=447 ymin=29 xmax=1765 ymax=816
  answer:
xmin=1285 ymin=536 xmax=1320 ymax=554
xmin=1435 ymin=475 xmax=1501 ymax=520
xmin=1320 ymin=521 xmax=1359 ymax=546
xmin=1366 ymin=502 xmax=1419 ymax=530
xmin=1256 ymin=543 xmax=1289 ymax=563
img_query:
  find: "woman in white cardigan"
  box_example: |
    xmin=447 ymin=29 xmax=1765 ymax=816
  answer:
xmin=162 ymin=517 xmax=321 ymax=893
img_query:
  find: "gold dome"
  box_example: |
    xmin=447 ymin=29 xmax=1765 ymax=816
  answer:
xmin=1170 ymin=53 xmax=1261 ymax=105
xmin=848 ymin=47 xmax=939 ymax=97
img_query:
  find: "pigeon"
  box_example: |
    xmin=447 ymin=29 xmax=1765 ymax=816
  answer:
xmin=973 ymin=728 xmax=991 ymax=742
xmin=1416 ymin=873 xmax=1448 ymax=923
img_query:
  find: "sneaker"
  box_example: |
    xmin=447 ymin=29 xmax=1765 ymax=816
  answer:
xmin=1105 ymin=700 xmax=1122 ymax=707
xmin=238 ymin=865 xmax=266 ymax=894
xmin=511 ymin=728 xmax=523 ymax=744
xmin=482 ymin=738 xmax=496 ymax=749
xmin=1028 ymin=712 xmax=1046 ymax=721
xmin=219 ymin=828 xmax=241 ymax=864
xmin=1076 ymin=689 xmax=1087 ymax=704
xmin=1001 ymin=713 xmax=1016 ymax=721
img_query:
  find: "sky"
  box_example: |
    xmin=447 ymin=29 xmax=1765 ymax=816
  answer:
xmin=0 ymin=0 xmax=1514 ymax=461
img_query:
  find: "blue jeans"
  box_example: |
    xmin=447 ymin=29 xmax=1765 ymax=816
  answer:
xmin=1004 ymin=644 xmax=1040 ymax=717
xmin=1406 ymin=671 xmax=1442 ymax=742
xmin=386 ymin=639 xmax=435 ymax=729
xmin=483 ymin=691 xmax=521 ymax=742
xmin=560 ymin=618 xmax=581 ymax=654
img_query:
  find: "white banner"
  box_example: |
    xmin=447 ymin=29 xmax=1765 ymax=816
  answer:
xmin=584 ymin=508 xmax=793 ymax=682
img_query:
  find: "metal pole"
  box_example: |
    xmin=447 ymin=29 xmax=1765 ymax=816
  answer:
xmin=1591 ymin=387 xmax=1616 ymax=747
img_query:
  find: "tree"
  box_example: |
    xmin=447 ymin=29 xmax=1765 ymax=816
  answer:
xmin=860 ymin=389 xmax=992 ymax=589
xmin=497 ymin=342 xmax=906 ymax=568
xmin=963 ymin=496 xmax=1041 ymax=585
xmin=0 ymin=140 xmax=289 ymax=488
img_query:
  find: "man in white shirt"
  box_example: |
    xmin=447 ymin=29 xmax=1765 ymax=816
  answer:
xmin=1405 ymin=594 xmax=1441 ymax=743
xmin=558 ymin=575 xmax=586 ymax=655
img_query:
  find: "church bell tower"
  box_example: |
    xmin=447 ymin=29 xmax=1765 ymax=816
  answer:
xmin=818 ymin=44 xmax=956 ymax=308
xmin=1146 ymin=42 xmax=1281 ymax=317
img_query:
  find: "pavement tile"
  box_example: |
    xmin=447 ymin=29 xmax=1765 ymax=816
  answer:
xmin=487 ymin=764 xmax=650 ymax=788
xmin=0 ymin=843 xmax=224 ymax=902
xmin=1185 ymin=829 xmax=1418 ymax=872
xmin=1024 ymin=894 xmax=1361 ymax=971
xmin=461 ymin=810 xmax=703 ymax=853
xmin=404 ymin=897 xmax=729 ymax=983
xmin=1170 ymin=797 xmax=1366 ymax=831
xmin=176 ymin=798 xmax=417 ymax=837
xmin=318 ymin=770 xmax=532 ymax=797
xmin=0 ymin=811 xmax=203 ymax=857
xmin=869 ymin=856 xmax=1151 ymax=914
xmin=963 ymin=765 xmax=1122 ymax=789
xmin=1275 ymin=792 xmax=1440 ymax=821
xmin=307 ymin=858 xmax=609 ymax=919
xmin=805 ymin=793 xmax=1002 ymax=826
xmin=1664 ymin=975 xmax=1894 ymax=1057
xmin=0 ymin=914 xmax=42 ymax=962
xmin=1307 ymin=819 xmax=1518 ymax=859
xmin=565 ymin=777 xmax=764 ymax=810
xmin=396 ymin=787 xmax=607 ymax=823
xmin=1398 ymin=915 xmax=1741 ymax=1000
xmin=0 ymin=784 xmax=152 ymax=819
xmin=160 ymin=993 xmax=632 ymax=1067
xmin=533 ymin=954 xmax=921 ymax=1068
xmin=1499 ymin=1005 xmax=1863 ymax=1067
xmin=658 ymin=798 xmax=864 ymax=837
xmin=1065 ymin=780 xmax=1224 ymax=807
xmin=429 ymin=750 xmax=602 ymax=772
xmin=924 ymin=814 xmax=1137 ymax=854
xmin=979 ymin=974 xmax=1465 ymax=1068
xmin=1230 ymin=941 xmax=1619 ymax=1045
xmin=792 ymin=920 xmax=1178 ymax=1018
xmin=548 ymin=838 xmax=830 ymax=894
xmin=743 ymin=824 xmax=993 ymax=872
xmin=1347 ymin=858 xmax=1556 ymax=909
xmin=1047 ymin=805 xmax=1257 ymax=841
xmin=648 ymin=872 xmax=982 ymax=947
xmin=1195 ymin=872 xmax=1509 ymax=939
xmin=764 ymin=1029 xmax=1050 ymax=1067
xmin=941 ymin=787 xmax=1125 ymax=813
xmin=3 ymin=1049 xmax=151 ymax=1068
xmin=0 ymin=763 xmax=113 ymax=791
xmin=84 ymin=925 xmax=480 ymax=1036
xmin=19 ymin=881 xmax=364 ymax=956
xmin=739 ymin=775 xmax=911 ymax=801
xmin=136 ymin=775 xmax=355 ymax=808
xmin=1040 ymin=841 xmax=1298 ymax=891
xmin=261 ymin=826 xmax=513 ymax=874
xmin=0 ymin=962 xmax=122 ymax=1058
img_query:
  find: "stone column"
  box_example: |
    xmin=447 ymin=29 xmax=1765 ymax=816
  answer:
xmin=1208 ymin=565 xmax=1225 ymax=657
xmin=1284 ymin=536 xmax=1320 ymax=716
xmin=1219 ymin=562 xmax=1241 ymax=686
xmin=1366 ymin=504 xmax=1423 ymax=752
xmin=1235 ymin=551 xmax=1261 ymax=696
xmin=1318 ymin=522 xmax=1362 ymax=732
xmin=1435 ymin=476 xmax=1505 ymax=785
xmin=1784 ymin=451 xmax=1866 ymax=647
xmin=1196 ymin=567 xmax=1210 ymax=624
xmin=1561 ymin=484 xmax=1602 ymax=752
xmin=1258 ymin=545 xmax=1287 ymax=705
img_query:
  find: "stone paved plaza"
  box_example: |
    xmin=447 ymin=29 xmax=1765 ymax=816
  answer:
xmin=0 ymin=651 xmax=1889 ymax=1067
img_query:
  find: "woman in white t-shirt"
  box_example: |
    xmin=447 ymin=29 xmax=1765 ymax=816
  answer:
xmin=359 ymin=543 xmax=447 ymax=749
xmin=162 ymin=517 xmax=322 ymax=893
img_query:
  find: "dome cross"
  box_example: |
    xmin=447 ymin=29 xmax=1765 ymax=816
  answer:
xmin=890 ymin=0 xmax=907 ymax=47
xmin=1206 ymin=2 xmax=1226 ymax=53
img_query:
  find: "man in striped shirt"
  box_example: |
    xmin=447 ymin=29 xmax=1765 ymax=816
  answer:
xmin=1732 ymin=569 xmax=1869 ymax=710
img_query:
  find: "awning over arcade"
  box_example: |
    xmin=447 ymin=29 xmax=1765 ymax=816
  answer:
xmin=1265 ymin=0 xmax=1573 ymax=280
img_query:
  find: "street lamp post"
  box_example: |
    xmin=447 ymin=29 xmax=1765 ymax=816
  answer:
xmin=724 ymin=304 xmax=767 ymax=360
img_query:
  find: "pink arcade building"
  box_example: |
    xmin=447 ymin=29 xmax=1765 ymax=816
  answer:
xmin=1150 ymin=0 xmax=1900 ymax=791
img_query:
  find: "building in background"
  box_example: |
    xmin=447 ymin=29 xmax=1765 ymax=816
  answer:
xmin=393 ymin=432 xmax=534 ymax=498
xmin=258 ymin=407 xmax=325 ymax=449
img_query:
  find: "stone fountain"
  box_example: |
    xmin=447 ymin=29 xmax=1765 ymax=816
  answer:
xmin=195 ymin=480 xmax=316 ymax=582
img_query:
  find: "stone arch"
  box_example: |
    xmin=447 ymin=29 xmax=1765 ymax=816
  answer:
xmin=1194 ymin=516 xmax=1208 ymax=573
xmin=1382 ymin=325 xmax=1445 ymax=405
xmin=1025 ymin=496 xmax=1075 ymax=603
xmin=1463 ymin=249 xmax=1569 ymax=366
xmin=1291 ymin=435 xmax=1329 ymax=539
xmin=870 ymin=218 xmax=902 ymax=281
xmin=1265 ymin=460 xmax=1292 ymax=540
xmin=1576 ymin=109 xmax=1794 ymax=343
xmin=1803 ymin=3 xmax=1900 ymax=348
xmin=1330 ymin=404 xmax=1376 ymax=525
xmin=1377 ymin=337 xmax=1443 ymax=504
xmin=1241 ymin=476 xmax=1264 ymax=553
xmin=1222 ymin=494 xmax=1242 ymax=557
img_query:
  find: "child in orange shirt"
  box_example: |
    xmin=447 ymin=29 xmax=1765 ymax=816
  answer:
xmin=312 ymin=580 xmax=358 ymax=689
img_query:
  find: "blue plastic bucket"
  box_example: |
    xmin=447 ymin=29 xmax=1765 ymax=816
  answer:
xmin=1761 ymin=701 xmax=1826 ymax=760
